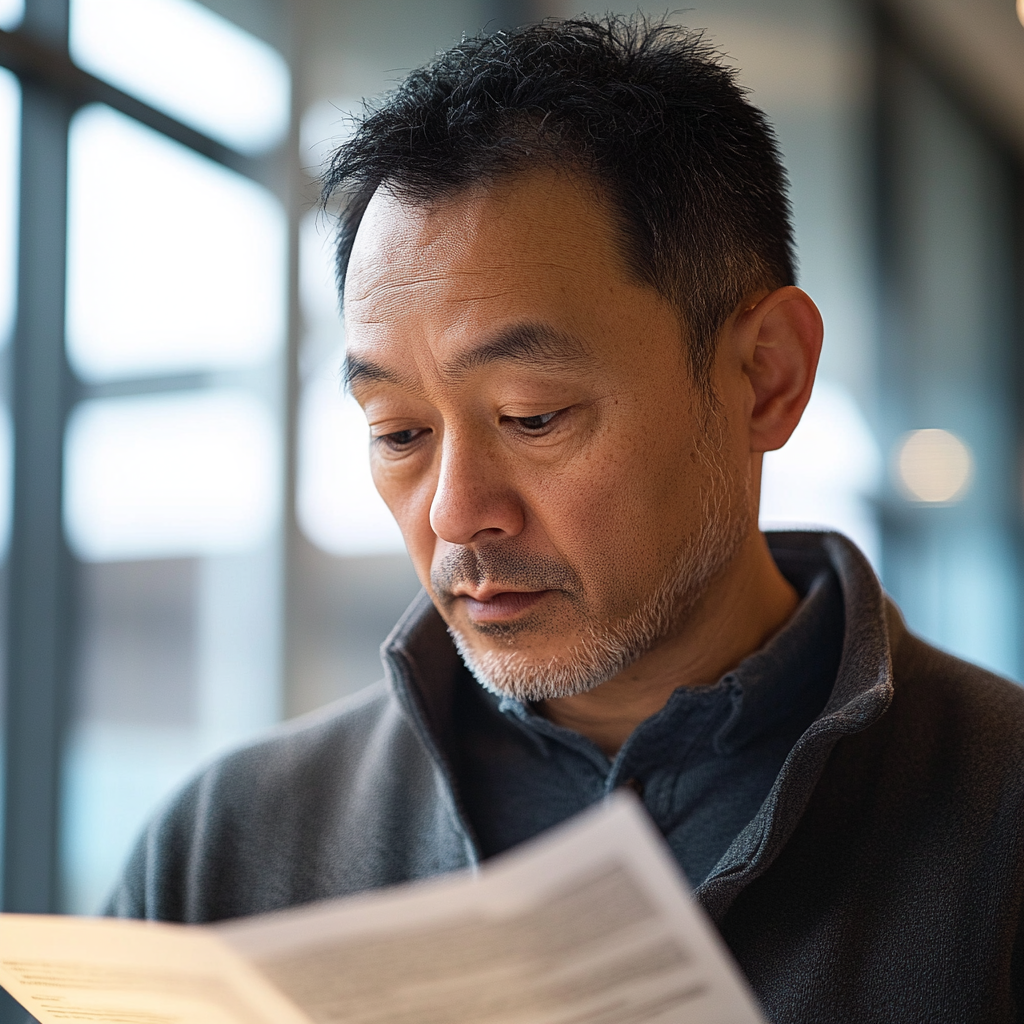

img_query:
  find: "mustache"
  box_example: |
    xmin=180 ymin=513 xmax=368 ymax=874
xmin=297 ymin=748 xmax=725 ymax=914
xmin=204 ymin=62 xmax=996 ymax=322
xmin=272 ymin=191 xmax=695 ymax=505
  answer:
xmin=431 ymin=544 xmax=581 ymax=609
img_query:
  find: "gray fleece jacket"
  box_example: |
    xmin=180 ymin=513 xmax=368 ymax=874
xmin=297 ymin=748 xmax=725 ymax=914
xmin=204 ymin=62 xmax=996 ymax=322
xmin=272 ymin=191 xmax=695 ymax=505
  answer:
xmin=109 ymin=532 xmax=1024 ymax=1022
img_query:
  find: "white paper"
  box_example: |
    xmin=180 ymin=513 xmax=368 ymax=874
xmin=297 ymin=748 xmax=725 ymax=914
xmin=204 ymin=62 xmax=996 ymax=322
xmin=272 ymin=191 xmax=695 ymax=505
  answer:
xmin=0 ymin=913 xmax=307 ymax=1024
xmin=1 ymin=793 xmax=766 ymax=1024
xmin=218 ymin=794 xmax=766 ymax=1024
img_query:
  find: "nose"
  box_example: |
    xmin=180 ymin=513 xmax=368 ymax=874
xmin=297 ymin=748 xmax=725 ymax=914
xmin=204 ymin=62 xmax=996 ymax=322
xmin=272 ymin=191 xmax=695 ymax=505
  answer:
xmin=429 ymin=430 xmax=525 ymax=545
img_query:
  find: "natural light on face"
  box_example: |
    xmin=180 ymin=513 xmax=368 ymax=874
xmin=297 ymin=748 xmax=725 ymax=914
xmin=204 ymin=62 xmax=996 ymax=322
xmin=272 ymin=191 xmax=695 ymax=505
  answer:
xmin=69 ymin=0 xmax=289 ymax=154
xmin=296 ymin=95 xmax=884 ymax=569
xmin=295 ymin=184 xmax=883 ymax=566
xmin=66 ymin=104 xmax=286 ymax=382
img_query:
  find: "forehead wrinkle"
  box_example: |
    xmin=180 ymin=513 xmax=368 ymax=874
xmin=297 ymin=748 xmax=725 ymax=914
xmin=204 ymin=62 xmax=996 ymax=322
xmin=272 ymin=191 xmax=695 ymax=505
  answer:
xmin=348 ymin=264 xmax=589 ymax=304
xmin=347 ymin=245 xmax=606 ymax=304
xmin=346 ymin=321 xmax=594 ymax=397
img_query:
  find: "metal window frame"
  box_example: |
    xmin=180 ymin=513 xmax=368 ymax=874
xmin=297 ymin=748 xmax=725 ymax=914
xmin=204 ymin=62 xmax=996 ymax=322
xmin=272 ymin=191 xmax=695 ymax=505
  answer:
xmin=0 ymin=0 xmax=288 ymax=957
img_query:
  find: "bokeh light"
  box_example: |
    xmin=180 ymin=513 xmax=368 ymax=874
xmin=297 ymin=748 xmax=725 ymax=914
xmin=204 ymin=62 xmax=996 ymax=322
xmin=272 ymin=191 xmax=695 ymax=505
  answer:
xmin=0 ymin=0 xmax=23 ymax=30
xmin=895 ymin=428 xmax=973 ymax=504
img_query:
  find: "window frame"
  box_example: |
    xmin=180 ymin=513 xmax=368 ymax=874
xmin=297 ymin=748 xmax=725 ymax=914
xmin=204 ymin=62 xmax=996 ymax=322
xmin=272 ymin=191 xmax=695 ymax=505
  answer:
xmin=0 ymin=0 xmax=293 ymax=926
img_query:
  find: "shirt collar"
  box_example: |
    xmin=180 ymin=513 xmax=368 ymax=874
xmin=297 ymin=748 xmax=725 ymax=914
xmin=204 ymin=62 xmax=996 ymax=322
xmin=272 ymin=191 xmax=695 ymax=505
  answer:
xmin=381 ymin=530 xmax=895 ymax=883
xmin=466 ymin=542 xmax=843 ymax=775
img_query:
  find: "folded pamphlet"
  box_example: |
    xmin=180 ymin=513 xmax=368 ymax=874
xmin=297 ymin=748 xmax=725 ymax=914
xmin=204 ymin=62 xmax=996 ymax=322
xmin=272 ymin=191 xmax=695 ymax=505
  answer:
xmin=0 ymin=793 xmax=766 ymax=1024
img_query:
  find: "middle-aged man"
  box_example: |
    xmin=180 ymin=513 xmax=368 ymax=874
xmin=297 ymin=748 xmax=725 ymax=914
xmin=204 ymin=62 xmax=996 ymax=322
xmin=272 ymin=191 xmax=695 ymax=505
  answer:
xmin=110 ymin=16 xmax=1024 ymax=1021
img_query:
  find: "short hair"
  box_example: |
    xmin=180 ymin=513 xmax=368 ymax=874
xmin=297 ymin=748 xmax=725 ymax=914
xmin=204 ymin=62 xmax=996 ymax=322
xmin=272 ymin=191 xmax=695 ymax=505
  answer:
xmin=322 ymin=14 xmax=796 ymax=391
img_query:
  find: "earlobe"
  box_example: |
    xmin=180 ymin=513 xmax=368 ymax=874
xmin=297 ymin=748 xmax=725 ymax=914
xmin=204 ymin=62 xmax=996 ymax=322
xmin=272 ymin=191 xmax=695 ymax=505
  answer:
xmin=741 ymin=286 xmax=823 ymax=454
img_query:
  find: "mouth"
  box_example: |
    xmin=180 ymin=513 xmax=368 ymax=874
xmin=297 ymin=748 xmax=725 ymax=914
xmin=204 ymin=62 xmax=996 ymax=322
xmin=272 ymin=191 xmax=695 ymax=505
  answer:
xmin=459 ymin=589 xmax=553 ymax=623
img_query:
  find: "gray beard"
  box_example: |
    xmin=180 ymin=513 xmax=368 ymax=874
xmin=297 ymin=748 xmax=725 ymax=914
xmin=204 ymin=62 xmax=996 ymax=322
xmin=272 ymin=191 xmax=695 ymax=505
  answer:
xmin=449 ymin=431 xmax=753 ymax=703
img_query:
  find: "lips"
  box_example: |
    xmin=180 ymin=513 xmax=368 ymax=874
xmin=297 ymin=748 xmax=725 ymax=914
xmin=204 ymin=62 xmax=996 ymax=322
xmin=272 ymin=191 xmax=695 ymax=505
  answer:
xmin=461 ymin=590 xmax=551 ymax=622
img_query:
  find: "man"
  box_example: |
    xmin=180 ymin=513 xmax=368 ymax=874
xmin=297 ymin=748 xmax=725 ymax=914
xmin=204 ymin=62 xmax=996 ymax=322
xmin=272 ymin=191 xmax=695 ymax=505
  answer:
xmin=110 ymin=16 xmax=1024 ymax=1021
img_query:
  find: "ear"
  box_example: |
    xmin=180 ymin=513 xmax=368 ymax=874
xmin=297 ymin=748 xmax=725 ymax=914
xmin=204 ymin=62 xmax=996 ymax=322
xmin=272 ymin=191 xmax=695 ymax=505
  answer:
xmin=737 ymin=286 xmax=823 ymax=453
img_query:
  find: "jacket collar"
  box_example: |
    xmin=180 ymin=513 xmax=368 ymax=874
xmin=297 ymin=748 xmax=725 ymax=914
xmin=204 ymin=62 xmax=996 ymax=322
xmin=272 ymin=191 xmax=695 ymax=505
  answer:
xmin=696 ymin=532 xmax=897 ymax=919
xmin=381 ymin=531 xmax=897 ymax=914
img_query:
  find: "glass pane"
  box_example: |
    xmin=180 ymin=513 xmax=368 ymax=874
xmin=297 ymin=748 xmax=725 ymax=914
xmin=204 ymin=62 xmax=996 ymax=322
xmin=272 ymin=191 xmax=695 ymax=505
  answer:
xmin=300 ymin=96 xmax=360 ymax=177
xmin=66 ymin=104 xmax=286 ymax=381
xmin=297 ymin=378 xmax=405 ymax=557
xmin=64 ymin=389 xmax=281 ymax=561
xmin=62 ymin=556 xmax=201 ymax=914
xmin=291 ymin=205 xmax=418 ymax=719
xmin=296 ymin=207 xmax=404 ymax=556
xmin=70 ymin=0 xmax=289 ymax=154
xmin=759 ymin=380 xmax=881 ymax=568
xmin=299 ymin=207 xmax=342 ymax=339
xmin=298 ymin=207 xmax=345 ymax=376
xmin=878 ymin=53 xmax=1020 ymax=679
xmin=0 ymin=0 xmax=23 ymax=30
xmin=0 ymin=67 xmax=19 ymax=349
xmin=62 ymin=548 xmax=283 ymax=913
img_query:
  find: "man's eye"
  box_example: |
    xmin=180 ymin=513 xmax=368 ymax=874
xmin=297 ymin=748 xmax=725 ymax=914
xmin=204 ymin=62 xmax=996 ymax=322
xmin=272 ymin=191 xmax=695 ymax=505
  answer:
xmin=512 ymin=411 xmax=561 ymax=431
xmin=378 ymin=428 xmax=426 ymax=450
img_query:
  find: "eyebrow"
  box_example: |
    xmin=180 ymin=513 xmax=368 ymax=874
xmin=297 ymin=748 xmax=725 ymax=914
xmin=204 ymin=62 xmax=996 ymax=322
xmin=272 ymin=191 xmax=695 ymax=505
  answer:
xmin=342 ymin=353 xmax=406 ymax=392
xmin=342 ymin=322 xmax=591 ymax=392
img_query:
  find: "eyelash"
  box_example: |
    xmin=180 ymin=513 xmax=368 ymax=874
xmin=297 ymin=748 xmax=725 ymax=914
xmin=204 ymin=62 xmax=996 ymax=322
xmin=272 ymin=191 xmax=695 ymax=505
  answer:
xmin=376 ymin=409 xmax=566 ymax=452
xmin=509 ymin=410 xmax=561 ymax=431
xmin=377 ymin=428 xmax=427 ymax=452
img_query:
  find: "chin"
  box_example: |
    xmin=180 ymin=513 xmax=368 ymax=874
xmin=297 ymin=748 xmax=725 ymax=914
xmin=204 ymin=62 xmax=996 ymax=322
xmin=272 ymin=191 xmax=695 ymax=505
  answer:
xmin=448 ymin=621 xmax=643 ymax=703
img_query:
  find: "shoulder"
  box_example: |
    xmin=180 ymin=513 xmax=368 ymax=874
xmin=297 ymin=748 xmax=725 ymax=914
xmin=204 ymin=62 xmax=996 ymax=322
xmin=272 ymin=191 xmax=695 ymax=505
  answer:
xmin=834 ymin=603 xmax=1024 ymax=837
xmin=887 ymin=604 xmax=1024 ymax=757
xmin=185 ymin=680 xmax=409 ymax=800
xmin=107 ymin=680 xmax=461 ymax=923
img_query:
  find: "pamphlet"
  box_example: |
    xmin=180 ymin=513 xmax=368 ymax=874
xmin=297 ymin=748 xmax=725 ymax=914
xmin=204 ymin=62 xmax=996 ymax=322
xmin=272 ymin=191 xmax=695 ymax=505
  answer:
xmin=0 ymin=793 xmax=766 ymax=1024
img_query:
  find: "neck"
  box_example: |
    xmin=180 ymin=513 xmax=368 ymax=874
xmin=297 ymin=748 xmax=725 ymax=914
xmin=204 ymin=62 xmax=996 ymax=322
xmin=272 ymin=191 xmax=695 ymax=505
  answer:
xmin=537 ymin=530 xmax=799 ymax=757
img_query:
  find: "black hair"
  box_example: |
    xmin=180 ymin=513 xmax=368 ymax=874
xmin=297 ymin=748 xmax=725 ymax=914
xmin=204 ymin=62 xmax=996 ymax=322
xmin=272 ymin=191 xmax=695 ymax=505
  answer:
xmin=321 ymin=13 xmax=796 ymax=390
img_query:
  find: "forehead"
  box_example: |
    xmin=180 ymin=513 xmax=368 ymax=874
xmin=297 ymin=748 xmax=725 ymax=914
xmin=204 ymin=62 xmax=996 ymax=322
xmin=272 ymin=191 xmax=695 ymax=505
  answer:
xmin=342 ymin=170 xmax=645 ymax=370
xmin=345 ymin=168 xmax=628 ymax=292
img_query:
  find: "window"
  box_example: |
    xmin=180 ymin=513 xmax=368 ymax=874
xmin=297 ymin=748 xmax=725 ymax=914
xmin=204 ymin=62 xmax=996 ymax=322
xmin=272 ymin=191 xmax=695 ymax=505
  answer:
xmin=0 ymin=0 xmax=290 ymax=920
xmin=66 ymin=103 xmax=286 ymax=381
xmin=875 ymin=38 xmax=1022 ymax=678
xmin=69 ymin=0 xmax=289 ymax=153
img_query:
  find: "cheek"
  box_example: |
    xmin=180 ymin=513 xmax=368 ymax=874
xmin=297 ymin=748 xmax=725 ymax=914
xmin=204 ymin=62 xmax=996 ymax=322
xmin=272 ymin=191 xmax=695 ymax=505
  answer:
xmin=534 ymin=425 xmax=709 ymax=583
xmin=371 ymin=462 xmax=438 ymax=579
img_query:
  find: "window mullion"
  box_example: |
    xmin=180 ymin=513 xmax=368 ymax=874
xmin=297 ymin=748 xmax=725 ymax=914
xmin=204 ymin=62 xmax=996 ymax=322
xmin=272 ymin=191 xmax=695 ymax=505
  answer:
xmin=2 ymin=79 xmax=75 ymax=919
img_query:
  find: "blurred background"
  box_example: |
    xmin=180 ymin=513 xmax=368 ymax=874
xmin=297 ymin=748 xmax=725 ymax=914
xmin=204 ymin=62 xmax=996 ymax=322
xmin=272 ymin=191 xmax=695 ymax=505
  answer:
xmin=0 ymin=0 xmax=1022 ymax=947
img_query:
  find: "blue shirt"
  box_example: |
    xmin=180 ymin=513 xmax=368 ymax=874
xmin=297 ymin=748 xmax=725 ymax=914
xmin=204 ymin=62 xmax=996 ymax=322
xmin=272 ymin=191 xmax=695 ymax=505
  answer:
xmin=454 ymin=554 xmax=844 ymax=886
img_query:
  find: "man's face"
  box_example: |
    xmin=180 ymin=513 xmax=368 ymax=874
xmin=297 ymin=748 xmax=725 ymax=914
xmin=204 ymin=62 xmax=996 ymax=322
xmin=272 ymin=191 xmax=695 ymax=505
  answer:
xmin=344 ymin=169 xmax=755 ymax=701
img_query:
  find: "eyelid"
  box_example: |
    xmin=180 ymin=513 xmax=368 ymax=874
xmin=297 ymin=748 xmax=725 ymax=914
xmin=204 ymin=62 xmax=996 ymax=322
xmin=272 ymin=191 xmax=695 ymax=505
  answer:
xmin=504 ymin=406 xmax=571 ymax=431
xmin=373 ymin=426 xmax=429 ymax=451
xmin=516 ymin=411 xmax=558 ymax=425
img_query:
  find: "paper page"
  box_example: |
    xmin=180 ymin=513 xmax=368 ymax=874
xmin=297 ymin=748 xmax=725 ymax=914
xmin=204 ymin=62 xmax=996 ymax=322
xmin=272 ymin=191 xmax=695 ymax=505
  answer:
xmin=0 ymin=914 xmax=311 ymax=1024
xmin=219 ymin=793 xmax=767 ymax=1024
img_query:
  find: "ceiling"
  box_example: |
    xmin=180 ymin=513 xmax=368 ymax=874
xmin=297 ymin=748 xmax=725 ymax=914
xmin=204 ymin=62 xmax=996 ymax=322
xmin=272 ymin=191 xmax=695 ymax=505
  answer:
xmin=884 ymin=0 xmax=1024 ymax=158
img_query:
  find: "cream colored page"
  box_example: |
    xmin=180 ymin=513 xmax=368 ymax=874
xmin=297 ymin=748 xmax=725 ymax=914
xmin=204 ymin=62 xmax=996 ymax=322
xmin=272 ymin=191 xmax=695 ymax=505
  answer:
xmin=219 ymin=794 xmax=768 ymax=1024
xmin=0 ymin=914 xmax=312 ymax=1024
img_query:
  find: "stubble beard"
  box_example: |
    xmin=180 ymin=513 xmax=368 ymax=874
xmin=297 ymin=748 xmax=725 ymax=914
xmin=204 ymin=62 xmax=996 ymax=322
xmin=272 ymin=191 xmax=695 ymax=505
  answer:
xmin=441 ymin=420 xmax=755 ymax=703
